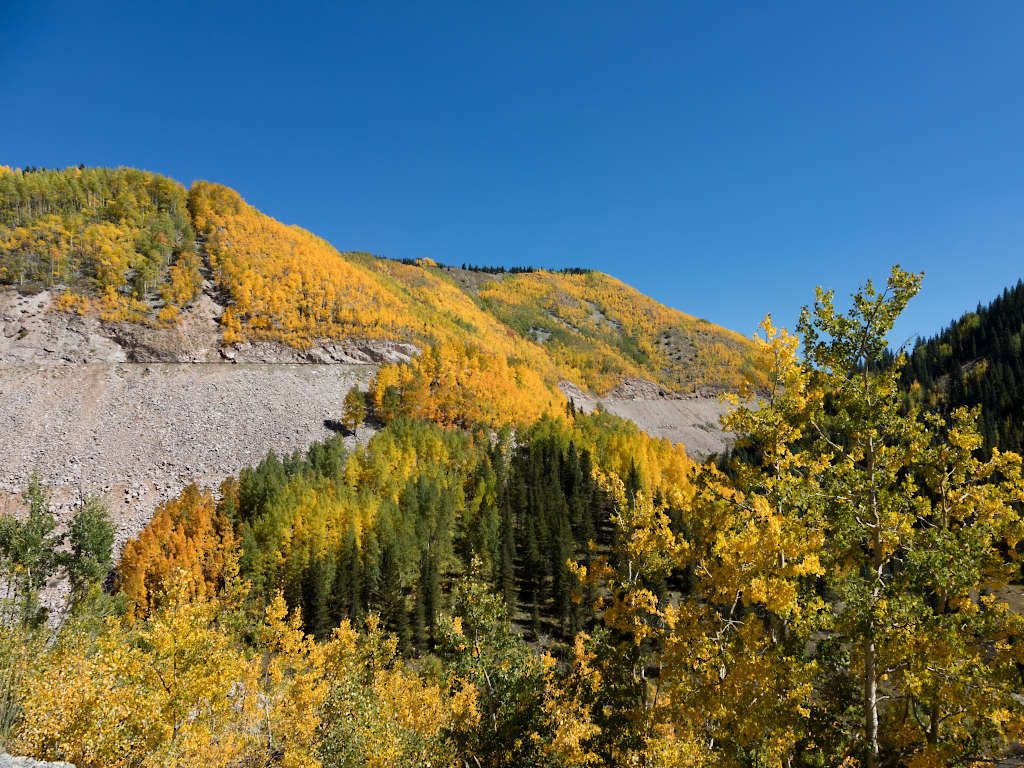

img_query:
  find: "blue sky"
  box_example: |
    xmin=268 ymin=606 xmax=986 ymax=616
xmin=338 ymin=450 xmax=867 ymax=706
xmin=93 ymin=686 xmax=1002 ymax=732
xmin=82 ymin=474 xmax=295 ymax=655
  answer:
xmin=3 ymin=1 xmax=1023 ymax=346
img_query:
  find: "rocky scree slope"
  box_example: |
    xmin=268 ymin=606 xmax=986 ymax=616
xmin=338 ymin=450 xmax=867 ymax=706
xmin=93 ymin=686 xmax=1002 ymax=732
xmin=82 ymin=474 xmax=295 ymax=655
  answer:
xmin=1 ymin=167 xmax=760 ymax=394
xmin=1 ymin=166 xmax=753 ymax=551
xmin=1 ymin=280 xmax=739 ymax=544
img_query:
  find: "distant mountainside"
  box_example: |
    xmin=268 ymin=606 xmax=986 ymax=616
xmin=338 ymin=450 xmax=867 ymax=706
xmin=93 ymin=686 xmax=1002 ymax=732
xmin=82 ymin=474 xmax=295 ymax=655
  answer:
xmin=0 ymin=166 xmax=762 ymax=404
xmin=902 ymin=278 xmax=1024 ymax=454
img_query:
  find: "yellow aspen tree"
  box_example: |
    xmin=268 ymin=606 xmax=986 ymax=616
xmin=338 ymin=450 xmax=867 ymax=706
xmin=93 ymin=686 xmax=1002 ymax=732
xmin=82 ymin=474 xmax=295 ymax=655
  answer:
xmin=791 ymin=267 xmax=1024 ymax=766
xmin=118 ymin=484 xmax=237 ymax=613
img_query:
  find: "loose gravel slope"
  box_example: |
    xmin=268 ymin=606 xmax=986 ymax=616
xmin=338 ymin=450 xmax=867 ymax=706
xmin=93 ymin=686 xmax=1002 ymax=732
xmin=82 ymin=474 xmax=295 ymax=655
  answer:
xmin=1 ymin=362 xmax=376 ymax=546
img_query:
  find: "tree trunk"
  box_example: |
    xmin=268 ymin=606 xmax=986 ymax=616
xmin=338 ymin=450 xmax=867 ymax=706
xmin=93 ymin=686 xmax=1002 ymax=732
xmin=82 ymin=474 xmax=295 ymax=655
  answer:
xmin=865 ymin=430 xmax=882 ymax=768
xmin=864 ymin=634 xmax=879 ymax=768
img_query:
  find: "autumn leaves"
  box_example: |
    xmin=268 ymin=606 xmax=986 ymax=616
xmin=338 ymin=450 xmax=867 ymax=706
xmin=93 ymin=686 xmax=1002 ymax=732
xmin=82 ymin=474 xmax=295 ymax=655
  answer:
xmin=0 ymin=167 xmax=200 ymax=323
xmin=2 ymin=166 xmax=766 ymax=424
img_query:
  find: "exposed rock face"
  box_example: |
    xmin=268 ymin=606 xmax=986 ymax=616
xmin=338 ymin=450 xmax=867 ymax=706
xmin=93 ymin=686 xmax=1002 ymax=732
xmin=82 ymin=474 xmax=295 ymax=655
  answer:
xmin=2 ymin=360 xmax=378 ymax=614
xmin=102 ymin=291 xmax=225 ymax=362
xmin=222 ymin=338 xmax=419 ymax=365
xmin=0 ymin=284 xmax=410 ymax=550
xmin=0 ymin=755 xmax=75 ymax=768
xmin=560 ymin=379 xmax=740 ymax=459
xmin=0 ymin=287 xmax=419 ymax=366
xmin=1 ymin=361 xmax=376 ymax=536
xmin=0 ymin=287 xmax=400 ymax=535
xmin=600 ymin=376 xmax=730 ymax=401
xmin=602 ymin=377 xmax=679 ymax=400
xmin=0 ymin=290 xmax=127 ymax=363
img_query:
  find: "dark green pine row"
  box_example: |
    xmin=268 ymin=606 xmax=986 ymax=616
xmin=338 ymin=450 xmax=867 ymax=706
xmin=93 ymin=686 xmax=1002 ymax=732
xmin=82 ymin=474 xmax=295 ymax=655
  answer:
xmin=378 ymin=254 xmax=591 ymax=275
xmin=502 ymin=421 xmax=607 ymax=638
xmin=901 ymin=278 xmax=1024 ymax=455
xmin=225 ymin=417 xmax=613 ymax=650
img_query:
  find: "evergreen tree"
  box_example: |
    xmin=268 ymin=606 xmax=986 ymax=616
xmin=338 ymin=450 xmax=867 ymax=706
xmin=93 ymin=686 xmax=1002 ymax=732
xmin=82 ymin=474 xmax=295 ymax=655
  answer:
xmin=378 ymin=543 xmax=409 ymax=649
xmin=551 ymin=514 xmax=574 ymax=632
xmin=64 ymin=495 xmax=115 ymax=605
xmin=412 ymin=565 xmax=428 ymax=651
xmin=300 ymin=554 xmax=334 ymax=639
xmin=344 ymin=530 xmax=363 ymax=619
xmin=361 ymin=528 xmax=380 ymax=616
xmin=902 ymin=277 xmax=1024 ymax=456
xmin=498 ymin=488 xmax=517 ymax=606
xmin=330 ymin=542 xmax=351 ymax=625
xmin=423 ymin=552 xmax=441 ymax=644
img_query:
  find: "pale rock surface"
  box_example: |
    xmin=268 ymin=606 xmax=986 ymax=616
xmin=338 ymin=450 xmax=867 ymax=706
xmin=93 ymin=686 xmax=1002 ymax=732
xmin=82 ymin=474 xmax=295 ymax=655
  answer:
xmin=560 ymin=379 xmax=741 ymax=459
xmin=0 ymin=755 xmax=75 ymax=768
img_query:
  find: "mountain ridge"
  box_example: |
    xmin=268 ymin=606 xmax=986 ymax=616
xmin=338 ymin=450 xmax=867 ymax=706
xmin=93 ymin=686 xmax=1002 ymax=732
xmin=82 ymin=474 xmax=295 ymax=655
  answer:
xmin=0 ymin=164 xmax=749 ymax=566
xmin=1 ymin=165 xmax=762 ymax=402
xmin=901 ymin=277 xmax=1024 ymax=455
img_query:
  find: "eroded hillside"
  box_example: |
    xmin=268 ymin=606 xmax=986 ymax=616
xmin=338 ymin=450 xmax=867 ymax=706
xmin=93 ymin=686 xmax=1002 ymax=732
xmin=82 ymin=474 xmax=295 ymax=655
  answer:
xmin=2 ymin=166 xmax=762 ymax=397
xmin=2 ymin=164 xmax=755 ymax=545
xmin=0 ymin=362 xmax=377 ymax=545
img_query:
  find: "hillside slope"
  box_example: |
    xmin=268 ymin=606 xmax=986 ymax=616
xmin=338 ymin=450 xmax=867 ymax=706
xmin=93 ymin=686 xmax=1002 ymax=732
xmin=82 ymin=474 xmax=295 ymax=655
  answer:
xmin=468 ymin=267 xmax=758 ymax=393
xmin=1 ymin=166 xmax=761 ymax=402
xmin=1 ymin=165 xmax=754 ymax=572
xmin=902 ymin=278 xmax=1024 ymax=455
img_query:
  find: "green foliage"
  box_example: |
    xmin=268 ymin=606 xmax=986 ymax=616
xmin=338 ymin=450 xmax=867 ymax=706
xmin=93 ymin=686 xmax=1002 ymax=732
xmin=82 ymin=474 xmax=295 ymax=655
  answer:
xmin=693 ymin=268 xmax=1024 ymax=767
xmin=436 ymin=562 xmax=546 ymax=766
xmin=475 ymin=268 xmax=764 ymax=394
xmin=796 ymin=267 xmax=1024 ymax=766
xmin=0 ymin=475 xmax=62 ymax=627
xmin=220 ymin=414 xmax=623 ymax=651
xmin=0 ymin=480 xmax=116 ymax=749
xmin=65 ymin=495 xmax=115 ymax=605
xmin=0 ymin=166 xmax=198 ymax=313
xmin=0 ymin=477 xmax=116 ymax=627
xmin=902 ymin=277 xmax=1024 ymax=456
xmin=342 ymin=385 xmax=366 ymax=431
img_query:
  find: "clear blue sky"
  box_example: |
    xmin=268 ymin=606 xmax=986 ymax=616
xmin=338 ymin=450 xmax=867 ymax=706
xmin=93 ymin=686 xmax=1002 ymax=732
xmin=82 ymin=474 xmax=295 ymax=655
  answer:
xmin=4 ymin=1 xmax=1023 ymax=346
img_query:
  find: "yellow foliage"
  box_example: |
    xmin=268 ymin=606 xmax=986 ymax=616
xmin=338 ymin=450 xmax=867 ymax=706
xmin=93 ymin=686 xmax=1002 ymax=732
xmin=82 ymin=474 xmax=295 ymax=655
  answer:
xmin=370 ymin=341 xmax=563 ymax=428
xmin=477 ymin=269 xmax=764 ymax=394
xmin=190 ymin=182 xmax=409 ymax=347
xmin=118 ymin=484 xmax=236 ymax=613
xmin=15 ymin=581 xmax=328 ymax=768
xmin=260 ymin=593 xmax=329 ymax=768
xmin=185 ymin=180 xmax=765 ymax=429
xmin=14 ymin=575 xmax=485 ymax=768
xmin=157 ymin=250 xmax=204 ymax=324
xmin=52 ymin=291 xmax=91 ymax=315
xmin=536 ymin=634 xmax=603 ymax=767
xmin=1 ymin=167 xmax=195 ymax=307
xmin=568 ymin=409 xmax=694 ymax=493
xmin=81 ymin=220 xmax=136 ymax=290
xmin=97 ymin=285 xmax=149 ymax=323
xmin=317 ymin=615 xmax=479 ymax=768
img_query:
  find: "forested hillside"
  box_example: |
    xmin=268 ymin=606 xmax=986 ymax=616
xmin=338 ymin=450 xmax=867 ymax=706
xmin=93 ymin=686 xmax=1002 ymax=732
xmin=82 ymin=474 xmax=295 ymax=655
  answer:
xmin=5 ymin=268 xmax=1024 ymax=767
xmin=0 ymin=166 xmax=200 ymax=323
xmin=117 ymin=409 xmax=691 ymax=648
xmin=467 ymin=268 xmax=757 ymax=393
xmin=902 ymin=278 xmax=1024 ymax=454
xmin=6 ymin=166 xmax=1024 ymax=766
xmin=1 ymin=166 xmax=763 ymax=419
